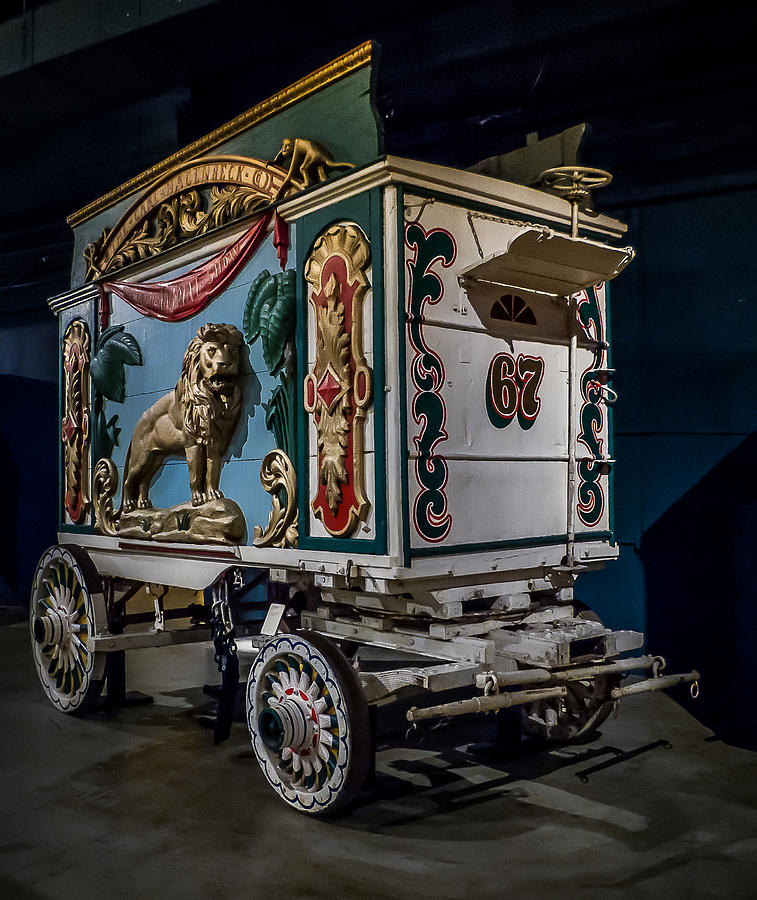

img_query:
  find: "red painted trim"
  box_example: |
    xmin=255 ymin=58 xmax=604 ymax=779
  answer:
xmin=117 ymin=542 xmax=239 ymax=560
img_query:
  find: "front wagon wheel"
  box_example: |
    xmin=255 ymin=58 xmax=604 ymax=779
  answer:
xmin=521 ymin=607 xmax=618 ymax=742
xmin=246 ymin=631 xmax=370 ymax=815
xmin=29 ymin=544 xmax=106 ymax=714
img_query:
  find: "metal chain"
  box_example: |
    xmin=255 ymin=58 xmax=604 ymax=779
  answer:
xmin=210 ymin=574 xmax=237 ymax=668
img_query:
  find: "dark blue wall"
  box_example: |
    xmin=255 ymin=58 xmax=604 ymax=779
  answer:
xmin=579 ymin=186 xmax=757 ymax=747
xmin=0 ymin=313 xmax=59 ymax=606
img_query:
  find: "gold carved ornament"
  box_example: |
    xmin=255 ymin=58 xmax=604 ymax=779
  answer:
xmin=83 ymin=156 xmax=294 ymax=280
xmin=61 ymin=320 xmax=91 ymax=524
xmin=253 ymin=450 xmax=298 ymax=548
xmin=93 ymin=324 xmax=247 ymax=545
xmin=304 ymin=224 xmax=373 ymax=538
xmin=82 ymin=144 xmax=353 ymax=281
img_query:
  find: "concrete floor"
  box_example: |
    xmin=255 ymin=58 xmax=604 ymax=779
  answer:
xmin=2 ymin=613 xmax=757 ymax=900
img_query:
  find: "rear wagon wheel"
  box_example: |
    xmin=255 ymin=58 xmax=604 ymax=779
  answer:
xmin=30 ymin=545 xmax=106 ymax=714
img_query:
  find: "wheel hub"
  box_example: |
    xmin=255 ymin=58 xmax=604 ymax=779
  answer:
xmin=33 ymin=606 xmax=73 ymax=650
xmin=258 ymin=695 xmax=317 ymax=753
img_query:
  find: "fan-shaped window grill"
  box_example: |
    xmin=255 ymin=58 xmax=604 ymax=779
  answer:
xmin=490 ymin=294 xmax=537 ymax=325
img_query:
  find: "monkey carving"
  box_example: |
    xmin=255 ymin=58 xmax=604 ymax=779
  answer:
xmin=274 ymin=138 xmax=353 ymax=199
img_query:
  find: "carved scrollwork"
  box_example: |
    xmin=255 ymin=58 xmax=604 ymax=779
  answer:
xmin=83 ymin=156 xmax=291 ymax=280
xmin=82 ymin=143 xmax=353 ymax=281
xmin=304 ymin=223 xmax=373 ymax=538
xmin=253 ymin=450 xmax=298 ymax=548
xmin=93 ymin=457 xmax=120 ymax=537
xmin=61 ymin=320 xmax=91 ymax=524
xmin=88 ymin=185 xmax=273 ymax=279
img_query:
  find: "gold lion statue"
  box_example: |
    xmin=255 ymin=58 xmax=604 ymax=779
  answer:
xmin=122 ymin=323 xmax=245 ymax=511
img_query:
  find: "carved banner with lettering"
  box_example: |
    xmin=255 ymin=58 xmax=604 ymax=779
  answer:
xmin=84 ymin=156 xmax=289 ymax=279
xmin=103 ymin=212 xmax=272 ymax=322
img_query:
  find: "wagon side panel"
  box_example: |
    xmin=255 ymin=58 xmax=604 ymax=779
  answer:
xmin=295 ymin=189 xmax=387 ymax=556
xmin=402 ymin=195 xmax=577 ymax=557
xmin=102 ymin=239 xmax=286 ymax=541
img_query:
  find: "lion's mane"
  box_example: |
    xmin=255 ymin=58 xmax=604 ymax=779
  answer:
xmin=175 ymin=323 xmax=244 ymax=447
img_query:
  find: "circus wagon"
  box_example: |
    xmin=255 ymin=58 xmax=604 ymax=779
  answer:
xmin=32 ymin=43 xmax=698 ymax=814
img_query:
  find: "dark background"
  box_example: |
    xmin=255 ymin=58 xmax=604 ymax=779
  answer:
xmin=2 ymin=0 xmax=756 ymax=746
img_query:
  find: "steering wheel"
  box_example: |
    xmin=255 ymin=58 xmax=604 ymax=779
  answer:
xmin=540 ymin=166 xmax=613 ymax=203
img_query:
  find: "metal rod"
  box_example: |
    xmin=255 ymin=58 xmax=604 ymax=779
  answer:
xmin=406 ymin=685 xmax=567 ymax=723
xmin=570 ymin=201 xmax=579 ymax=239
xmin=123 ymin=606 xmax=203 ymax=627
xmin=566 ymin=294 xmax=578 ymax=566
xmin=476 ymin=655 xmax=661 ymax=690
xmin=611 ymin=670 xmax=699 ymax=699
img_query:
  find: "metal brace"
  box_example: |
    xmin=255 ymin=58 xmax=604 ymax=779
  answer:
xmin=209 ymin=573 xmax=239 ymax=745
xmin=147 ymin=583 xmax=167 ymax=632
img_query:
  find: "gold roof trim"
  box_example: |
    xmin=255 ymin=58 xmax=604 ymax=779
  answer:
xmin=67 ymin=41 xmax=374 ymax=228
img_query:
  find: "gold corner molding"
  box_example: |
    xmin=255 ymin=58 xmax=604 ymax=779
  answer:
xmin=67 ymin=41 xmax=374 ymax=229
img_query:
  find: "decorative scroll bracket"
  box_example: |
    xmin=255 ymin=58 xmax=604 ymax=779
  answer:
xmin=253 ymin=450 xmax=298 ymax=548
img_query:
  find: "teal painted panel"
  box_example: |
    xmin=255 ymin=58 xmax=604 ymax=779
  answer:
xmin=103 ymin=234 xmax=292 ymax=541
xmin=71 ymin=65 xmax=381 ymax=285
xmin=576 ymin=547 xmax=646 ymax=635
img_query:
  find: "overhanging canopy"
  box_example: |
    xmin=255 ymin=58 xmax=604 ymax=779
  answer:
xmin=460 ymin=228 xmax=634 ymax=296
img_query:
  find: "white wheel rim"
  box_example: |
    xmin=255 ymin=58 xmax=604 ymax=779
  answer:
xmin=30 ymin=547 xmax=99 ymax=712
xmin=247 ymin=635 xmax=351 ymax=812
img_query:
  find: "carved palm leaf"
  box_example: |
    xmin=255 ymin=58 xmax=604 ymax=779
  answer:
xmin=93 ymin=411 xmax=122 ymax=460
xmin=243 ymin=269 xmax=296 ymax=377
xmin=91 ymin=324 xmax=143 ymax=402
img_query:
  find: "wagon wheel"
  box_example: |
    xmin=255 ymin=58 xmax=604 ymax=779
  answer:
xmin=246 ymin=631 xmax=370 ymax=815
xmin=521 ymin=607 xmax=618 ymax=742
xmin=521 ymin=673 xmax=619 ymax=742
xmin=30 ymin=545 xmax=106 ymax=714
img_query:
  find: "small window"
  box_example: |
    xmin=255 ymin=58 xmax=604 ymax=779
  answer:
xmin=490 ymin=294 xmax=537 ymax=325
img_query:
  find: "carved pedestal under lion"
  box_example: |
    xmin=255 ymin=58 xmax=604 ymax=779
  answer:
xmin=94 ymin=323 xmax=246 ymax=544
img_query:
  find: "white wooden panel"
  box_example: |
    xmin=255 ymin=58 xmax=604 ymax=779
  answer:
xmin=407 ymin=326 xmax=569 ymax=459
xmin=404 ymin=194 xmax=530 ymax=331
xmin=408 ymin=458 xmax=567 ymax=549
